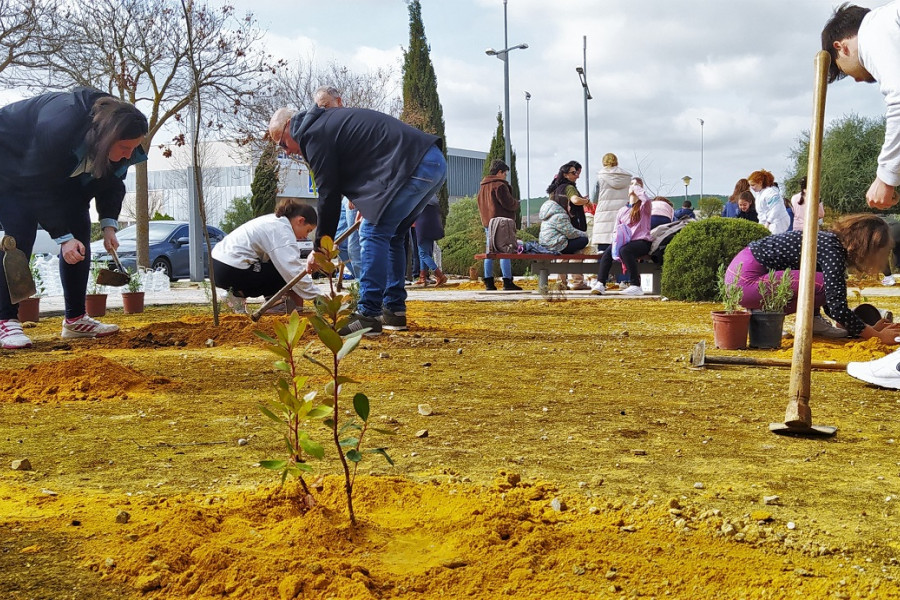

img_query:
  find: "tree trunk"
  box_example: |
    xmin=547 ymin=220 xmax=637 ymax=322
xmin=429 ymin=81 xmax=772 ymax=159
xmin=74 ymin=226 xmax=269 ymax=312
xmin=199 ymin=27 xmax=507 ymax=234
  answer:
xmin=135 ymin=158 xmax=150 ymax=269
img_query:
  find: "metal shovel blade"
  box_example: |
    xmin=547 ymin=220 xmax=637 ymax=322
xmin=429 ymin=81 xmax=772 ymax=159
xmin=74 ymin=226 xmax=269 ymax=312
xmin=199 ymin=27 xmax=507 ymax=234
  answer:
xmin=95 ymin=247 xmax=131 ymax=287
xmin=96 ymin=268 xmax=130 ymax=287
xmin=2 ymin=235 xmax=36 ymax=304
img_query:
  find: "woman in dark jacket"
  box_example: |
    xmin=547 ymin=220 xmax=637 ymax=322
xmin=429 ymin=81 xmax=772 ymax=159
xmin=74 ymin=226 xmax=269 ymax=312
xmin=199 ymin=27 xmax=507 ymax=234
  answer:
xmin=414 ymin=196 xmax=446 ymax=286
xmin=0 ymin=87 xmax=148 ymax=349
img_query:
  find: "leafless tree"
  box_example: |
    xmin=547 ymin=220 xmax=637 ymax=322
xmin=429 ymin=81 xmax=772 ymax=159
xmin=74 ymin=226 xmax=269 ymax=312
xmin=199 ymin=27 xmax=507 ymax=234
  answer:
xmin=231 ymin=54 xmax=401 ymax=157
xmin=0 ymin=0 xmax=64 ymax=76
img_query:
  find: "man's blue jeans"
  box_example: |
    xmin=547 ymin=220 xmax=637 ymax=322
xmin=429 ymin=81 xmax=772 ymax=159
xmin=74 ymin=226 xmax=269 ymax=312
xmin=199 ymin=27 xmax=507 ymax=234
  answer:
xmin=357 ymin=145 xmax=447 ymax=317
xmin=483 ymin=228 xmax=512 ymax=279
xmin=336 ymin=198 xmax=361 ymax=278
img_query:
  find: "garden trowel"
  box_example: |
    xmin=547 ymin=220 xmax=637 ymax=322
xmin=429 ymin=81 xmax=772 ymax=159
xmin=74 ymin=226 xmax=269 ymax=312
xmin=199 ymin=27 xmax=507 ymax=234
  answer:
xmin=95 ymin=247 xmax=131 ymax=287
xmin=2 ymin=235 xmax=36 ymax=304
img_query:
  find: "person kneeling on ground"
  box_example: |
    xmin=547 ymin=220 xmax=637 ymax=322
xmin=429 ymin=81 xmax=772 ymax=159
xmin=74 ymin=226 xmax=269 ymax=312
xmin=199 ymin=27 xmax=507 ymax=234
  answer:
xmin=726 ymin=213 xmax=900 ymax=341
xmin=592 ymin=186 xmax=653 ymax=296
xmin=211 ymin=198 xmax=319 ymax=315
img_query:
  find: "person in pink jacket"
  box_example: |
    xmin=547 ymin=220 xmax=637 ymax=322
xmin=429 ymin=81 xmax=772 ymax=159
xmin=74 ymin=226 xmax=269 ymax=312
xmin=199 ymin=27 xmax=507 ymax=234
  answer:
xmin=591 ymin=183 xmax=653 ymax=296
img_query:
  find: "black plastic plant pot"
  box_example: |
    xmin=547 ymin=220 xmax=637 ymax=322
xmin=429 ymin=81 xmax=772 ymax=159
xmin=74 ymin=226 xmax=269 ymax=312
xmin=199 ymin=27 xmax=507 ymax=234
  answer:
xmin=749 ymin=310 xmax=785 ymax=349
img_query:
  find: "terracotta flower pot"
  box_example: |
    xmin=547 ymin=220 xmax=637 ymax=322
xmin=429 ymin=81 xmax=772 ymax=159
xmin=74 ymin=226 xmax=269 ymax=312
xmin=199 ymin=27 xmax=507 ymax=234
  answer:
xmin=711 ymin=310 xmax=750 ymax=350
xmin=121 ymin=291 xmax=145 ymax=314
xmin=17 ymin=296 xmax=40 ymax=323
xmin=749 ymin=310 xmax=785 ymax=349
xmin=85 ymin=293 xmax=108 ymax=318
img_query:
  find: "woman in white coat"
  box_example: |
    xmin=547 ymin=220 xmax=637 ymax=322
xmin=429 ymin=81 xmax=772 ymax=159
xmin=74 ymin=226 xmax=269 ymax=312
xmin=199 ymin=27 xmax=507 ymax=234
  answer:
xmin=212 ymin=198 xmax=319 ymax=313
xmin=591 ymin=153 xmax=632 ymax=252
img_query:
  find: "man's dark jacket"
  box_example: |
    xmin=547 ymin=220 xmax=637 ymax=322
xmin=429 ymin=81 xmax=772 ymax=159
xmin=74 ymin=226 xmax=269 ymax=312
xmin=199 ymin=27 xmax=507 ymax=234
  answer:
xmin=0 ymin=87 xmax=147 ymax=240
xmin=291 ymin=106 xmax=441 ymax=244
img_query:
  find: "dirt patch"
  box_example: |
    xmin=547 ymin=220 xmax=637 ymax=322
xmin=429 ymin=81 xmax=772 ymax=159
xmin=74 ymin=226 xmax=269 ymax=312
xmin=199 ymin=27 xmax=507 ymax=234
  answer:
xmin=83 ymin=314 xmax=299 ymax=350
xmin=0 ymin=355 xmax=169 ymax=403
xmin=2 ymin=299 xmax=900 ymax=599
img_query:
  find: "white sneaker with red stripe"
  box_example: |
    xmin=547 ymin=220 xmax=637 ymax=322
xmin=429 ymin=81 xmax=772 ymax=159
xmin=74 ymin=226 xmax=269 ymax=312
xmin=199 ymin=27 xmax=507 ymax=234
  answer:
xmin=0 ymin=319 xmax=33 ymax=349
xmin=61 ymin=314 xmax=119 ymax=339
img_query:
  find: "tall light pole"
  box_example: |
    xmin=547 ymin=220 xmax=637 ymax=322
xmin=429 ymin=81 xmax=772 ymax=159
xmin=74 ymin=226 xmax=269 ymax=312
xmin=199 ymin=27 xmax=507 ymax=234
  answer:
xmin=486 ymin=0 xmax=528 ymax=183
xmin=682 ymin=175 xmax=692 ymax=206
xmin=525 ymin=90 xmax=531 ymax=226
xmin=697 ymin=118 xmax=704 ymax=202
xmin=576 ymin=35 xmax=592 ymax=195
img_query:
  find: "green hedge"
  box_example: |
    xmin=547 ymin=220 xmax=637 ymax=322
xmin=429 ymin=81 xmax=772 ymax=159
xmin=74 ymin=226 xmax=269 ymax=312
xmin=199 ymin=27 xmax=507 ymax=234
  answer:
xmin=661 ymin=217 xmax=770 ymax=301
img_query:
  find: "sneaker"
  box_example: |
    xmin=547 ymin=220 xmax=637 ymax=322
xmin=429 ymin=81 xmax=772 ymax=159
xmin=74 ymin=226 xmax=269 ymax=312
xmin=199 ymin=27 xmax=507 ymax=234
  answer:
xmin=338 ymin=312 xmax=382 ymax=337
xmin=590 ymin=282 xmax=605 ymax=295
xmin=621 ymin=285 xmax=644 ymax=296
xmin=382 ymin=308 xmax=408 ymax=331
xmin=224 ymin=289 xmax=247 ymax=314
xmin=883 ymin=275 xmax=896 ymax=286
xmin=847 ymin=349 xmax=900 ymax=389
xmin=811 ymin=315 xmax=847 ymax=338
xmin=61 ymin=314 xmax=119 ymax=339
xmin=0 ymin=319 xmax=32 ymax=349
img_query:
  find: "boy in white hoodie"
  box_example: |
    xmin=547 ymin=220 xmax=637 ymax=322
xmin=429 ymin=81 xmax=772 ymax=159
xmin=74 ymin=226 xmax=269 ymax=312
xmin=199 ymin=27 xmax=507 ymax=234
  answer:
xmin=823 ymin=2 xmax=900 ymax=209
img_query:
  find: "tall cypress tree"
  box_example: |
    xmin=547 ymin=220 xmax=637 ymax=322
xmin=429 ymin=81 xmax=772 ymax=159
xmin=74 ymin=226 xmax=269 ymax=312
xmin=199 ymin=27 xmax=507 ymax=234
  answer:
xmin=250 ymin=143 xmax=280 ymax=217
xmin=401 ymin=0 xmax=449 ymax=220
xmin=483 ymin=111 xmax=522 ymax=225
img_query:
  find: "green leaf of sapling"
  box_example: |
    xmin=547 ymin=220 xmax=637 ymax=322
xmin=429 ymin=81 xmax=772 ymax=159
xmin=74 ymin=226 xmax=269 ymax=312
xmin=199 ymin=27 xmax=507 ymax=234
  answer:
xmin=259 ymin=459 xmax=288 ymax=470
xmin=346 ymin=449 xmax=362 ymax=462
xmin=366 ymin=448 xmax=395 ymax=466
xmin=353 ymin=393 xmax=370 ymax=421
xmin=298 ymin=437 xmax=325 ymax=460
xmin=306 ymin=405 xmax=333 ymax=419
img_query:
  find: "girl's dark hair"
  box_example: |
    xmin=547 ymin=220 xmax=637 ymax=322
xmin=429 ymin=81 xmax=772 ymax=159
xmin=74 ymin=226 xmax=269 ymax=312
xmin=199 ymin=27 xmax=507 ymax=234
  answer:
xmin=830 ymin=213 xmax=891 ymax=272
xmin=821 ymin=3 xmax=871 ymax=83
xmin=729 ymin=178 xmax=749 ymax=203
xmin=545 ymin=160 xmax=582 ymax=194
xmin=275 ymin=198 xmax=317 ymax=224
xmin=738 ymin=190 xmax=755 ymax=207
xmin=85 ymin=97 xmax=148 ymax=178
xmin=797 ymin=176 xmax=808 ymax=206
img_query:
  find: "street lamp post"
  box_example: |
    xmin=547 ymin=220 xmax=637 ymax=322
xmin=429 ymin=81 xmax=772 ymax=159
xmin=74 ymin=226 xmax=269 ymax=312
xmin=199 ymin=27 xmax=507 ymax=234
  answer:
xmin=486 ymin=0 xmax=528 ymax=183
xmin=697 ymin=118 xmax=704 ymax=202
xmin=682 ymin=175 xmax=692 ymax=206
xmin=525 ymin=90 xmax=531 ymax=226
xmin=576 ymin=36 xmax=592 ymax=196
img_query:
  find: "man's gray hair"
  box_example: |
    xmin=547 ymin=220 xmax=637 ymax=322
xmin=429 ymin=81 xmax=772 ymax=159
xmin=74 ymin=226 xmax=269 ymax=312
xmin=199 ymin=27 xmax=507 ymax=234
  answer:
xmin=314 ymin=85 xmax=341 ymax=103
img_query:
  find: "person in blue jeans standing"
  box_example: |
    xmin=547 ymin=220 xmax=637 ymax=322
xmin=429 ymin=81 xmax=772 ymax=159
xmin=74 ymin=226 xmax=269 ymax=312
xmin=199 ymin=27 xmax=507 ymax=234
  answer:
xmin=270 ymin=105 xmax=447 ymax=336
xmin=476 ymin=159 xmax=522 ymax=290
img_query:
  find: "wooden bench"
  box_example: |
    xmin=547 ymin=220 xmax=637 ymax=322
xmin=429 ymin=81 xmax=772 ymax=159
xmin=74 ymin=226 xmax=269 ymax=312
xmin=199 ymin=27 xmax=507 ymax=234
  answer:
xmin=474 ymin=253 xmax=662 ymax=294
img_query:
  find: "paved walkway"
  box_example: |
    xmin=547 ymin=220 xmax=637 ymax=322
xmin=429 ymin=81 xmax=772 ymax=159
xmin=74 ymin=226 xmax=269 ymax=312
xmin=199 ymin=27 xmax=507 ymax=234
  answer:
xmin=32 ymin=277 xmax=900 ymax=316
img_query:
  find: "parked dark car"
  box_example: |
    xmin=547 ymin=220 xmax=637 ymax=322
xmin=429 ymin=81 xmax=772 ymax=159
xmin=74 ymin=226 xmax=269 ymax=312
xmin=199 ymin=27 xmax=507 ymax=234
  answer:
xmin=91 ymin=221 xmax=226 ymax=281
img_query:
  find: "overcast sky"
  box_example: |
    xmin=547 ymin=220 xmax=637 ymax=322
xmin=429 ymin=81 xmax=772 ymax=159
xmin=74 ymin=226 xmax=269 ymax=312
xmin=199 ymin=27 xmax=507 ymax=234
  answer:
xmin=235 ymin=0 xmax=887 ymax=199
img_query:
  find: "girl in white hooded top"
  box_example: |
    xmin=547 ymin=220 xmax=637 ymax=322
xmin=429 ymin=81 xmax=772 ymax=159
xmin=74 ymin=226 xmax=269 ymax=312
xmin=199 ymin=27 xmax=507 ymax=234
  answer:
xmin=749 ymin=169 xmax=791 ymax=234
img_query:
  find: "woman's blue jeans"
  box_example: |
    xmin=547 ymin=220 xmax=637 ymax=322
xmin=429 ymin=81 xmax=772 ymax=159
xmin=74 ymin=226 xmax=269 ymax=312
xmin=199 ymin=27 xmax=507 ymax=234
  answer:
xmin=418 ymin=238 xmax=438 ymax=271
xmin=483 ymin=228 xmax=512 ymax=279
xmin=357 ymin=145 xmax=447 ymax=317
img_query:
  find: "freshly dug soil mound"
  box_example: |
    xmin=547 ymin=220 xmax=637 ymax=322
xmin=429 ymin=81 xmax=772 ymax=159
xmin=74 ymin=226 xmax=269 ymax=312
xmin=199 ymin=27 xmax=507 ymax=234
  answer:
xmin=0 ymin=355 xmax=168 ymax=403
xmin=89 ymin=315 xmax=305 ymax=350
